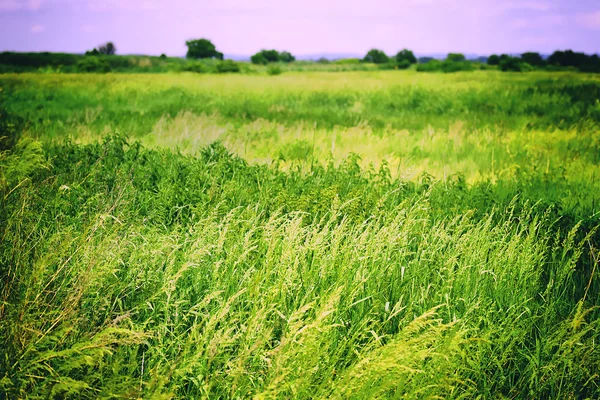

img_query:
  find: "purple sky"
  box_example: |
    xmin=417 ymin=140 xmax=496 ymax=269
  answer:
xmin=1 ymin=0 xmax=599 ymax=56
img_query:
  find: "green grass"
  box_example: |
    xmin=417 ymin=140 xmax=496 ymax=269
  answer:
xmin=1 ymin=70 xmax=599 ymax=398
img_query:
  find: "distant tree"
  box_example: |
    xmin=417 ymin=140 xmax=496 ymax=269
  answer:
xmin=395 ymin=49 xmax=417 ymax=65
xmin=159 ymin=54 xmax=167 ymax=59
xmin=418 ymin=57 xmax=434 ymax=64
xmin=250 ymin=53 xmax=268 ymax=65
xmin=98 ymin=42 xmax=116 ymax=55
xmin=487 ymin=54 xmax=500 ymax=65
xmin=521 ymin=52 xmax=545 ymax=67
xmin=499 ymin=56 xmax=531 ymax=72
xmin=261 ymin=50 xmax=280 ymax=62
xmin=251 ymin=50 xmax=280 ymax=64
xmin=580 ymin=54 xmax=600 ymax=73
xmin=316 ymin=57 xmax=330 ymax=64
xmin=186 ymin=39 xmax=223 ymax=60
xmin=446 ymin=53 xmax=466 ymax=62
xmin=85 ymin=48 xmax=100 ymax=56
xmin=279 ymin=51 xmax=295 ymax=63
xmin=548 ymin=50 xmax=589 ymax=68
xmin=363 ymin=49 xmax=389 ymax=64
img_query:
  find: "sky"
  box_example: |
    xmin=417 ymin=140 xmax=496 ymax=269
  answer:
xmin=1 ymin=0 xmax=599 ymax=57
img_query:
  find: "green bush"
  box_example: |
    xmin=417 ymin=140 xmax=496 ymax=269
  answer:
xmin=363 ymin=49 xmax=389 ymax=64
xmin=181 ymin=61 xmax=208 ymax=73
xmin=266 ymin=65 xmax=282 ymax=75
xmin=395 ymin=49 xmax=417 ymax=65
xmin=487 ymin=54 xmax=500 ymax=65
xmin=216 ymin=60 xmax=240 ymax=73
xmin=442 ymin=60 xmax=474 ymax=72
xmin=279 ymin=51 xmax=296 ymax=63
xmin=499 ymin=57 xmax=533 ymax=72
xmin=251 ymin=53 xmax=268 ymax=65
xmin=377 ymin=61 xmax=399 ymax=70
xmin=252 ymin=50 xmax=280 ymax=64
xmin=0 ymin=52 xmax=79 ymax=72
xmin=76 ymin=57 xmax=112 ymax=73
xmin=416 ymin=60 xmax=474 ymax=73
xmin=521 ymin=52 xmax=545 ymax=67
xmin=447 ymin=53 xmax=466 ymax=62
xmin=396 ymin=59 xmax=412 ymax=69
xmin=334 ymin=58 xmax=361 ymax=65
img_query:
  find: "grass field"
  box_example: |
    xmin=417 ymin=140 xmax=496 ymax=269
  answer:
xmin=1 ymin=70 xmax=600 ymax=398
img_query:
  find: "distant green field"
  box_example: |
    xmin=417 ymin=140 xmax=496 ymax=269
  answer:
xmin=1 ymin=71 xmax=599 ymax=398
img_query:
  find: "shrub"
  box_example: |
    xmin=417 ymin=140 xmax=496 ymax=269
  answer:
xmin=279 ymin=51 xmax=296 ymax=63
xmin=216 ymin=60 xmax=240 ymax=73
xmin=447 ymin=53 xmax=466 ymax=62
xmin=261 ymin=50 xmax=280 ymax=62
xmin=363 ymin=49 xmax=389 ymax=64
xmin=521 ymin=52 xmax=545 ymax=67
xmin=499 ymin=57 xmax=532 ymax=72
xmin=252 ymin=50 xmax=280 ymax=64
xmin=76 ymin=57 xmax=111 ymax=73
xmin=416 ymin=59 xmax=442 ymax=72
xmin=334 ymin=58 xmax=361 ymax=65
xmin=396 ymin=59 xmax=412 ymax=69
xmin=0 ymin=52 xmax=79 ymax=71
xmin=266 ymin=65 xmax=282 ymax=75
xmin=395 ymin=49 xmax=417 ymax=65
xmin=487 ymin=55 xmax=500 ymax=65
xmin=377 ymin=62 xmax=399 ymax=70
xmin=416 ymin=59 xmax=474 ymax=73
xmin=181 ymin=61 xmax=208 ymax=73
xmin=251 ymin=53 xmax=268 ymax=65
xmin=442 ymin=60 xmax=474 ymax=72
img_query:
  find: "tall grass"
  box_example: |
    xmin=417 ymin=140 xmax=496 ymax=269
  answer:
xmin=1 ymin=70 xmax=599 ymax=398
xmin=1 ymin=137 xmax=598 ymax=398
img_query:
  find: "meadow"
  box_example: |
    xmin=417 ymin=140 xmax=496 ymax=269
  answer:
xmin=1 ymin=70 xmax=599 ymax=398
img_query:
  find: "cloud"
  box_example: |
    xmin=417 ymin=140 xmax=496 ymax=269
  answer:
xmin=577 ymin=11 xmax=600 ymax=30
xmin=30 ymin=24 xmax=44 ymax=33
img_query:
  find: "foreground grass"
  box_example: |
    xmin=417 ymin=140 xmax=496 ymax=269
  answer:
xmin=1 ymin=137 xmax=599 ymax=398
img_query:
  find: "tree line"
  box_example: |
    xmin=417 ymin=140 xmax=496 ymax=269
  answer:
xmin=488 ymin=51 xmax=600 ymax=72
xmin=1 ymin=38 xmax=598 ymax=74
xmin=181 ymin=38 xmax=599 ymax=73
xmin=360 ymin=47 xmax=599 ymax=73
